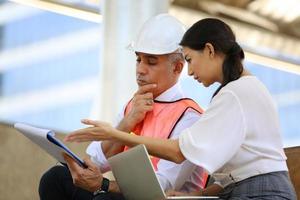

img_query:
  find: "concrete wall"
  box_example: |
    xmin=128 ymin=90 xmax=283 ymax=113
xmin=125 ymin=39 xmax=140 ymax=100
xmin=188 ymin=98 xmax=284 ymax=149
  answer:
xmin=0 ymin=123 xmax=89 ymax=200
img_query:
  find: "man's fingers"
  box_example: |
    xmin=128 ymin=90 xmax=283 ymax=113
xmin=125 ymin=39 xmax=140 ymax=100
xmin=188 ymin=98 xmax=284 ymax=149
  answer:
xmin=83 ymin=157 xmax=99 ymax=171
xmin=136 ymin=84 xmax=157 ymax=95
xmin=83 ymin=157 xmax=93 ymax=166
xmin=144 ymin=105 xmax=154 ymax=111
xmin=133 ymin=93 xmax=153 ymax=103
xmin=142 ymin=92 xmax=153 ymax=100
xmin=63 ymin=153 xmax=82 ymax=173
xmin=133 ymin=93 xmax=153 ymax=106
xmin=145 ymin=99 xmax=154 ymax=106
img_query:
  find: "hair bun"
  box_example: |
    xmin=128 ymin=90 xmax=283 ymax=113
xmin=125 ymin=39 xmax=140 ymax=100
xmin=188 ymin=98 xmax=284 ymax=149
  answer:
xmin=228 ymin=42 xmax=241 ymax=55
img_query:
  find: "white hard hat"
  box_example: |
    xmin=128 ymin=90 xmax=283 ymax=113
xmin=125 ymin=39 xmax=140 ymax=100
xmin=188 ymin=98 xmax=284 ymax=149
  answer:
xmin=129 ymin=13 xmax=186 ymax=55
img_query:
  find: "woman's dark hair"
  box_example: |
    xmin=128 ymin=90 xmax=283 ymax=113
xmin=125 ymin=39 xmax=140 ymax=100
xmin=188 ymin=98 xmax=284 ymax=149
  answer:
xmin=180 ymin=18 xmax=244 ymax=97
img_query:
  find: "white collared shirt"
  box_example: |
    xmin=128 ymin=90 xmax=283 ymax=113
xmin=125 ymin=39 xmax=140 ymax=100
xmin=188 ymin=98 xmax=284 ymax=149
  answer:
xmin=86 ymin=82 xmax=205 ymax=192
xmin=179 ymin=76 xmax=288 ymax=186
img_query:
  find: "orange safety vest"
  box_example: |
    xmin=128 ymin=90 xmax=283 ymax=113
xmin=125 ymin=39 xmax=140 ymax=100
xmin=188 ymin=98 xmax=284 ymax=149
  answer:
xmin=124 ymin=98 xmax=204 ymax=171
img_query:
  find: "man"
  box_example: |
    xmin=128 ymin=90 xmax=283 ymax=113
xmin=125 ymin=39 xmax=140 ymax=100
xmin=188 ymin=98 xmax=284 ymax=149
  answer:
xmin=39 ymin=14 xmax=207 ymax=200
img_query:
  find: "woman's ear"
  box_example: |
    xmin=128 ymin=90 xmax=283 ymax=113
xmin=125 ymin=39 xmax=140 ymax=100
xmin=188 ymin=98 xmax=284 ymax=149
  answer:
xmin=205 ymin=43 xmax=215 ymax=58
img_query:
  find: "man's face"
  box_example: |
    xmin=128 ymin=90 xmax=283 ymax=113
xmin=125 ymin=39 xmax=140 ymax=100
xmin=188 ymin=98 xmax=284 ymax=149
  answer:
xmin=135 ymin=52 xmax=178 ymax=98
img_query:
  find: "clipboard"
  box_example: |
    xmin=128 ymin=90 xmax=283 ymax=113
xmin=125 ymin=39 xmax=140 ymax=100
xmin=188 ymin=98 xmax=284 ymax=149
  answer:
xmin=14 ymin=123 xmax=87 ymax=168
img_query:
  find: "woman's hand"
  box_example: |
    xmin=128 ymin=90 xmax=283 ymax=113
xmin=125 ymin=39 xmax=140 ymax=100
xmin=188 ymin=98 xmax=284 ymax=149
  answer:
xmin=64 ymin=119 xmax=117 ymax=142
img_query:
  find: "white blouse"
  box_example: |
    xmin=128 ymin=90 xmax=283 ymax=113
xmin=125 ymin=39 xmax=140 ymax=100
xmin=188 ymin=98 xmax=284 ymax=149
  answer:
xmin=179 ymin=76 xmax=288 ymax=185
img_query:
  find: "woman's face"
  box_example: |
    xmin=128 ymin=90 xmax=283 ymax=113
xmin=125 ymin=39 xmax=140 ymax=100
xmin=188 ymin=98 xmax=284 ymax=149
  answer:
xmin=183 ymin=45 xmax=223 ymax=87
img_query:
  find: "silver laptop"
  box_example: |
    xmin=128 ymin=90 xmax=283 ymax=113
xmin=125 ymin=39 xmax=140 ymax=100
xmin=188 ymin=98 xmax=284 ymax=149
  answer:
xmin=108 ymin=144 xmax=219 ymax=200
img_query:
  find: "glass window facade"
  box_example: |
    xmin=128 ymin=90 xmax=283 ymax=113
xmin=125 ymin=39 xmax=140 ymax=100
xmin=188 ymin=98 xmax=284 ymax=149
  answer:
xmin=0 ymin=1 xmax=299 ymax=147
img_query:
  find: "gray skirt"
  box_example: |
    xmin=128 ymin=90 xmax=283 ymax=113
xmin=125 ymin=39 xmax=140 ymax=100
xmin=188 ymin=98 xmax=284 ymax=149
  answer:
xmin=218 ymin=171 xmax=297 ymax=200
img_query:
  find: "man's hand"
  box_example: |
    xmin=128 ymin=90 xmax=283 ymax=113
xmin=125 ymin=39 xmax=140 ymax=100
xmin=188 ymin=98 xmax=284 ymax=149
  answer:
xmin=63 ymin=153 xmax=103 ymax=192
xmin=122 ymin=84 xmax=156 ymax=131
xmin=101 ymin=83 xmax=156 ymax=157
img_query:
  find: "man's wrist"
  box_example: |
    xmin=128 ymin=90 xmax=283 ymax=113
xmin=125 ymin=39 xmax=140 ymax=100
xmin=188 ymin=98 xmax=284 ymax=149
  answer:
xmin=93 ymin=177 xmax=110 ymax=195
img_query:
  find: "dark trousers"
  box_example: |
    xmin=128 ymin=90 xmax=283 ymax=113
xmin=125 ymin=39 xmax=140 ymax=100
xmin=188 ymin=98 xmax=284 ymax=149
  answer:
xmin=39 ymin=165 xmax=125 ymax=200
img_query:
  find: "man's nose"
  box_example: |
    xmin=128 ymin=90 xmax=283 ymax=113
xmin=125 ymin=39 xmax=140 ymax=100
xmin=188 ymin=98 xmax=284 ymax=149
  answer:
xmin=137 ymin=62 xmax=148 ymax=74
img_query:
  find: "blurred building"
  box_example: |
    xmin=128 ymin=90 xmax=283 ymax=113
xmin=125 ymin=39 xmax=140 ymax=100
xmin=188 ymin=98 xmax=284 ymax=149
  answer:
xmin=0 ymin=0 xmax=299 ymax=144
xmin=0 ymin=1 xmax=300 ymax=199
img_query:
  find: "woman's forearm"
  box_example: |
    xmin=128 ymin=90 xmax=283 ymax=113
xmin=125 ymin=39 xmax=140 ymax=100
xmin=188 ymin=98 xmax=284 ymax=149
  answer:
xmin=101 ymin=118 xmax=133 ymax=158
xmin=112 ymin=129 xmax=186 ymax=163
xmin=65 ymin=122 xmax=186 ymax=163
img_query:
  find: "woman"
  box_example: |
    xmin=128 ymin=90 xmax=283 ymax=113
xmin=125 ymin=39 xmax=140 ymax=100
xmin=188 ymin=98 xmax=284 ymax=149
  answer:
xmin=65 ymin=18 xmax=296 ymax=199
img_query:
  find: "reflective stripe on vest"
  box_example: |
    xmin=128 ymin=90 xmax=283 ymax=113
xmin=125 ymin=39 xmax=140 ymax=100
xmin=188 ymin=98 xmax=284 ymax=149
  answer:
xmin=124 ymin=98 xmax=203 ymax=170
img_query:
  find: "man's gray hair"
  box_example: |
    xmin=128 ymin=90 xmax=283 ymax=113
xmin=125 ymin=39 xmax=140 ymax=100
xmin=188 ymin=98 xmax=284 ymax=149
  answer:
xmin=167 ymin=49 xmax=184 ymax=64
